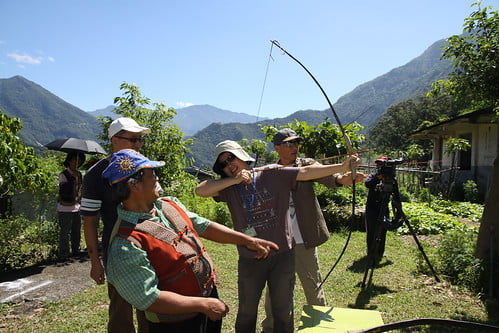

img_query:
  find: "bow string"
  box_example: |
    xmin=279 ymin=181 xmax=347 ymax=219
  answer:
xmin=269 ymin=40 xmax=358 ymax=288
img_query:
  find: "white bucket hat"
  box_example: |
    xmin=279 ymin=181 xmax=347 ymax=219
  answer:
xmin=214 ymin=140 xmax=255 ymax=163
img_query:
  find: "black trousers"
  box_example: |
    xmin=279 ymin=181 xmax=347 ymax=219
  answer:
xmin=148 ymin=287 xmax=222 ymax=333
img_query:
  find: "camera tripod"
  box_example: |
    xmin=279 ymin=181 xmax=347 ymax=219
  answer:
xmin=361 ymin=176 xmax=440 ymax=289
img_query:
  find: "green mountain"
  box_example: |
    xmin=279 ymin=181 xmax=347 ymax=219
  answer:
xmin=190 ymin=39 xmax=453 ymax=167
xmin=189 ymin=110 xmax=329 ymax=167
xmin=0 ymin=76 xmax=100 ymax=149
xmin=333 ymin=38 xmax=453 ymax=127
xmin=88 ymin=104 xmax=266 ymax=136
xmin=0 ymin=38 xmax=453 ymax=165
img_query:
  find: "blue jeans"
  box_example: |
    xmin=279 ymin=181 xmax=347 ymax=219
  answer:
xmin=236 ymin=249 xmax=295 ymax=333
xmin=57 ymin=211 xmax=81 ymax=258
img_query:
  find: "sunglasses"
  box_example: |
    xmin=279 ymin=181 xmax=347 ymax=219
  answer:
xmin=217 ymin=154 xmax=236 ymax=168
xmin=281 ymin=140 xmax=300 ymax=147
xmin=128 ymin=169 xmax=157 ymax=183
xmin=114 ymin=136 xmax=144 ymax=143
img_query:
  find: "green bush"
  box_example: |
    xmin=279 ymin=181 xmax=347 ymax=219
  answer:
xmin=0 ymin=215 xmax=58 ymax=272
xmin=398 ymin=186 xmax=412 ymax=202
xmin=214 ymin=202 xmax=233 ymax=228
xmin=180 ymin=193 xmax=233 ymax=227
xmin=417 ymin=187 xmax=438 ymax=203
xmin=322 ymin=204 xmax=363 ymax=232
xmin=397 ymin=202 xmax=469 ymax=235
xmin=463 ymin=180 xmax=482 ymax=203
xmin=418 ymin=228 xmax=484 ymax=292
xmin=429 ymin=199 xmax=483 ymax=222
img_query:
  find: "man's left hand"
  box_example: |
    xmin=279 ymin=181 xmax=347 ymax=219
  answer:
xmin=337 ymin=172 xmax=367 ymax=185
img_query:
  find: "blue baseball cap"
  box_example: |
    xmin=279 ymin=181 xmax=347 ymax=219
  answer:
xmin=102 ymin=149 xmax=165 ymax=184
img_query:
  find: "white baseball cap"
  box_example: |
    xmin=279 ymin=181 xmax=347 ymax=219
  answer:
xmin=108 ymin=117 xmax=151 ymax=139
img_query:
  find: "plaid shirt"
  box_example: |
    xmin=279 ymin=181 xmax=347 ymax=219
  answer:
xmin=106 ymin=197 xmax=211 ymax=311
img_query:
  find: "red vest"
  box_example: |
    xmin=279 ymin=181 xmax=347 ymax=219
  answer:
xmin=115 ymin=198 xmax=218 ymax=323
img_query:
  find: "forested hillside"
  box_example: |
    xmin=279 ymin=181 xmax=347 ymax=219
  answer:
xmin=0 ymin=38 xmax=453 ymax=161
xmin=0 ymin=76 xmax=100 ymax=149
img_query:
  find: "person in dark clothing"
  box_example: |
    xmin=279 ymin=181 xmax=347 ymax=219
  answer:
xmin=81 ymin=117 xmax=151 ymax=333
xmin=57 ymin=151 xmax=85 ymax=260
xmin=365 ymin=156 xmax=389 ymax=262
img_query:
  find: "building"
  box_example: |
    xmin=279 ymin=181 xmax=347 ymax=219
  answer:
xmin=411 ymin=108 xmax=498 ymax=196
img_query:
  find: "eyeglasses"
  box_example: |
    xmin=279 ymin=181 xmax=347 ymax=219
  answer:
xmin=128 ymin=169 xmax=157 ymax=183
xmin=114 ymin=136 xmax=144 ymax=143
xmin=281 ymin=140 xmax=300 ymax=147
xmin=217 ymin=154 xmax=236 ymax=168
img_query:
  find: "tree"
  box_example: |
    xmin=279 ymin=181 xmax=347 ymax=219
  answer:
xmin=99 ymin=83 xmax=195 ymax=196
xmin=431 ymin=2 xmax=499 ymax=110
xmin=368 ymin=94 xmax=460 ymax=156
xmin=238 ymin=138 xmax=278 ymax=166
xmin=431 ymin=1 xmax=498 ymax=297
xmin=261 ymin=119 xmax=364 ymax=162
xmin=0 ymin=111 xmax=50 ymax=216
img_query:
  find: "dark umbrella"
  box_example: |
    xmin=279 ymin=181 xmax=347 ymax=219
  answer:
xmin=45 ymin=138 xmax=107 ymax=155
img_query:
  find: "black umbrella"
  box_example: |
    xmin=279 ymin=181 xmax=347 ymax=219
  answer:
xmin=45 ymin=138 xmax=107 ymax=155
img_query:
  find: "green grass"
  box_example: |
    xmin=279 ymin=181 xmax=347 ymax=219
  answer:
xmin=1 ymin=231 xmax=497 ymax=332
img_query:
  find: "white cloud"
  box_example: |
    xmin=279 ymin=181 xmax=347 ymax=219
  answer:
xmin=176 ymin=101 xmax=194 ymax=108
xmin=8 ymin=53 xmax=43 ymax=64
xmin=7 ymin=52 xmax=55 ymax=65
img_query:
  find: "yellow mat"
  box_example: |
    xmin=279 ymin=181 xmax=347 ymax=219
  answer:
xmin=298 ymin=305 xmax=384 ymax=332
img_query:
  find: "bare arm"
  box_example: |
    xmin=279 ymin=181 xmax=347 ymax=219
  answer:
xmin=195 ymin=169 xmax=252 ymax=197
xmin=148 ymin=291 xmax=229 ymax=321
xmin=336 ymin=171 xmax=368 ymax=185
xmin=82 ymin=215 xmax=105 ymax=284
xmin=297 ymin=155 xmax=359 ymax=181
xmin=201 ymin=222 xmax=279 ymax=259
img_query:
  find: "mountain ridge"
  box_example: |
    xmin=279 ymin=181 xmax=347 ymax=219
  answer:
xmin=0 ymin=38 xmax=453 ymax=165
xmin=0 ymin=76 xmax=100 ymax=148
xmin=87 ymin=104 xmax=266 ymax=136
xmin=189 ymin=38 xmax=453 ymax=167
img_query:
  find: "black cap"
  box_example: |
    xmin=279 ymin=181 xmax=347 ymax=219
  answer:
xmin=273 ymin=128 xmax=302 ymax=145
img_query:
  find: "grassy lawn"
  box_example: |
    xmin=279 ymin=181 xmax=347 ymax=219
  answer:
xmin=1 ymin=231 xmax=497 ymax=332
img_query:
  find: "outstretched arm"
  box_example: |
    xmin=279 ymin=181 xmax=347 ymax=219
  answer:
xmin=195 ymin=169 xmax=252 ymax=197
xmin=201 ymin=222 xmax=279 ymax=259
xmin=336 ymin=171 xmax=368 ymax=185
xmin=297 ymin=155 xmax=360 ymax=181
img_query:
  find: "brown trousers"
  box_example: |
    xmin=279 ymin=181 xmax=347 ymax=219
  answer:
xmin=107 ymin=283 xmax=149 ymax=333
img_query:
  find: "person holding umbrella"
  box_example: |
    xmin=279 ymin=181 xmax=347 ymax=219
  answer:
xmin=57 ymin=151 xmax=85 ymax=260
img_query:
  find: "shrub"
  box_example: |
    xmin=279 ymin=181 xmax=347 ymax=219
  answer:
xmin=427 ymin=228 xmax=483 ymax=292
xmin=397 ymin=202 xmax=468 ymax=235
xmin=0 ymin=215 xmax=58 ymax=272
xmin=429 ymin=199 xmax=483 ymax=222
xmin=214 ymin=202 xmax=233 ymax=228
xmin=463 ymin=180 xmax=482 ymax=203
xmin=398 ymin=186 xmax=412 ymax=202
xmin=417 ymin=187 xmax=437 ymax=203
xmin=322 ymin=204 xmax=363 ymax=232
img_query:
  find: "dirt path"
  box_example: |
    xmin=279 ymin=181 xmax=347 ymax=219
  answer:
xmin=0 ymin=257 xmax=95 ymax=315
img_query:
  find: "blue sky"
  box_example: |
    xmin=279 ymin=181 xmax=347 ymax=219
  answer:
xmin=1 ymin=1 xmax=493 ymax=119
